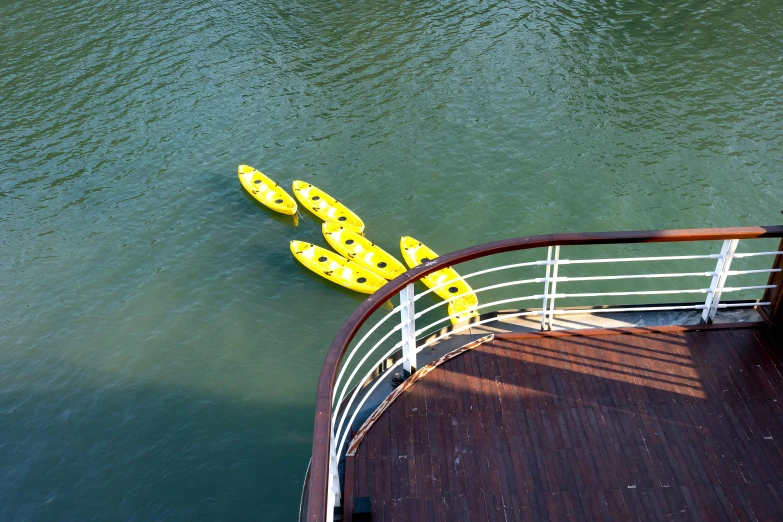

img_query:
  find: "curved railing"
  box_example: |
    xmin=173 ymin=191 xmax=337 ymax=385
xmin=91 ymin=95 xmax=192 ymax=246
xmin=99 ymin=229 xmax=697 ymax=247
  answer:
xmin=306 ymin=226 xmax=783 ymax=522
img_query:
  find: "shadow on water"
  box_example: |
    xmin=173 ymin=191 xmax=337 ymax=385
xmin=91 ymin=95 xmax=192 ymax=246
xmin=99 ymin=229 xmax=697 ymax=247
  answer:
xmin=0 ymin=360 xmax=311 ymax=522
xmin=238 ymin=189 xmax=300 ymax=229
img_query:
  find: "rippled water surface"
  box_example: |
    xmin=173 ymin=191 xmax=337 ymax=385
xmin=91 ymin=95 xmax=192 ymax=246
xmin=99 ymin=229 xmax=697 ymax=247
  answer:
xmin=2 ymin=0 xmax=783 ymax=520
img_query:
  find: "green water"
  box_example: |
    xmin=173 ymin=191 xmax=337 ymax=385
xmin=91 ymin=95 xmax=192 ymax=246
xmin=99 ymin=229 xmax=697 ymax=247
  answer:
xmin=2 ymin=0 xmax=782 ymax=520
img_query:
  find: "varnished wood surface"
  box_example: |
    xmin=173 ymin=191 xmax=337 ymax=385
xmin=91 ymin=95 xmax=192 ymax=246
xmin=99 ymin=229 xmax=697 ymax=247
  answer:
xmin=350 ymin=327 xmax=783 ymax=521
xmin=307 ymin=226 xmax=783 ymax=521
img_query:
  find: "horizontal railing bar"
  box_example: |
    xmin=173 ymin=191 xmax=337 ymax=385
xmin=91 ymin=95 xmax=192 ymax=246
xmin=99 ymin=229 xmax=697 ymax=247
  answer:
xmin=332 ymin=323 xmax=402 ymax=413
xmin=331 ymin=303 xmax=404 ymax=408
xmin=560 ymin=289 xmax=707 ymax=298
xmin=414 ymin=274 xmax=774 ymax=325
xmin=333 ymin=339 xmax=405 ymax=453
xmin=554 ymin=304 xmax=705 ymax=314
xmin=409 ymin=272 xmax=774 ymax=322
xmin=415 ymin=284 xmax=777 ymax=337
xmin=414 ymin=277 xmax=541 ymax=319
xmin=409 ymin=251 xmax=781 ymax=305
xmin=560 ymin=285 xmax=776 ymax=299
xmin=412 ymin=253 xmax=727 ymax=302
xmin=551 ymin=302 xmax=769 ymax=315
xmin=726 ymin=268 xmax=782 ymax=276
xmin=417 ymin=299 xmax=772 ymax=350
xmin=716 ymin=301 xmax=770 ymax=309
xmin=553 ymin=271 xmax=715 ymax=283
xmin=415 ymin=310 xmax=543 ymax=353
xmin=416 ymin=283 xmax=778 ymax=338
xmin=414 ymin=294 xmax=544 ymax=337
xmin=415 ymin=284 xmax=778 ymax=338
xmin=335 ymin=358 xmax=405 ymax=461
xmin=733 ymin=251 xmax=783 ymax=258
xmin=723 ymin=285 xmax=778 ymax=292
xmin=561 ymin=254 xmax=719 ymax=264
xmin=412 ymin=260 xmax=546 ymax=302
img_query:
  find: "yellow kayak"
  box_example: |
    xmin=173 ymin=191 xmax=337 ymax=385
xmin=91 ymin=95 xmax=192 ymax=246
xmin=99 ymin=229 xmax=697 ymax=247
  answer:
xmin=322 ymin=223 xmax=406 ymax=281
xmin=292 ymin=181 xmax=364 ymax=234
xmin=238 ymin=165 xmax=297 ymax=215
xmin=400 ymin=236 xmax=479 ymax=324
xmin=290 ymin=241 xmax=386 ymax=294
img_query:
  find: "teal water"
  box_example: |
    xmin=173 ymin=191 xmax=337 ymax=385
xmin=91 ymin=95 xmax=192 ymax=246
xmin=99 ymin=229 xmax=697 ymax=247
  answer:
xmin=2 ymin=0 xmax=783 ymax=520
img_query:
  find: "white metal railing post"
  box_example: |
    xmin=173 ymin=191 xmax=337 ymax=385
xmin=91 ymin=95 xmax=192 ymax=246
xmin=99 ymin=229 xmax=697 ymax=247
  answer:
xmin=327 ymin=429 xmax=341 ymax=521
xmin=546 ymin=245 xmax=561 ymax=330
xmin=541 ymin=246 xmax=553 ymax=330
xmin=400 ymin=283 xmax=417 ymax=375
xmin=701 ymin=239 xmax=739 ymax=323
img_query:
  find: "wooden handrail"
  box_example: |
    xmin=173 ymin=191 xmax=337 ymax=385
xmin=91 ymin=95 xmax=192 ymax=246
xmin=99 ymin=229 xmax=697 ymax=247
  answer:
xmin=306 ymin=225 xmax=783 ymax=521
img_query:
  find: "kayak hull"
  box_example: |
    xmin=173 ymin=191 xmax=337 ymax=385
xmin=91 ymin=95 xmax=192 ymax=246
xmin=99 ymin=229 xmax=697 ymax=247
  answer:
xmin=290 ymin=240 xmax=385 ymax=294
xmin=400 ymin=236 xmax=479 ymax=324
xmin=292 ymin=181 xmax=364 ymax=233
xmin=238 ymin=165 xmax=297 ymax=215
xmin=322 ymin=223 xmax=406 ymax=281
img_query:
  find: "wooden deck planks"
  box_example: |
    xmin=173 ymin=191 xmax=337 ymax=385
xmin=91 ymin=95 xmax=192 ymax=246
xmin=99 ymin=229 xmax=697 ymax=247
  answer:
xmin=350 ymin=327 xmax=783 ymax=521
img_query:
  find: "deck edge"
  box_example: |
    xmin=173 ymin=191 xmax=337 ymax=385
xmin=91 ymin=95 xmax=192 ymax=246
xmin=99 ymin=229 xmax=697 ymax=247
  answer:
xmin=493 ymin=321 xmax=766 ymax=340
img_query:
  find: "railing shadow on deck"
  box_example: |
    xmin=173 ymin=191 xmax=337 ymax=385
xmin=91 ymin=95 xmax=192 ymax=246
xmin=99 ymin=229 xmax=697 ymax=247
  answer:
xmin=344 ymin=327 xmax=783 ymax=521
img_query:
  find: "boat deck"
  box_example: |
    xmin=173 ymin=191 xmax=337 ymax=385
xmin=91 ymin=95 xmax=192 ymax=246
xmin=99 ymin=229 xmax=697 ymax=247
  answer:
xmin=346 ymin=325 xmax=783 ymax=521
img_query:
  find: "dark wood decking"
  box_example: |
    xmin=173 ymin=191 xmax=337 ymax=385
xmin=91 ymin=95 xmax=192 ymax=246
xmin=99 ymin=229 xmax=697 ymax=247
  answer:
xmin=348 ymin=327 xmax=783 ymax=521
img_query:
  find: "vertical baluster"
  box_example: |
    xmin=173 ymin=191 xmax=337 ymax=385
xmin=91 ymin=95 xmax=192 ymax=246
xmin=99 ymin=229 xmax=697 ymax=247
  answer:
xmin=400 ymin=283 xmax=417 ymax=376
xmin=541 ymin=246 xmax=553 ymax=331
xmin=702 ymin=239 xmax=739 ymax=323
xmin=327 ymin=428 xmax=341 ymax=521
xmin=546 ymin=245 xmax=560 ymax=330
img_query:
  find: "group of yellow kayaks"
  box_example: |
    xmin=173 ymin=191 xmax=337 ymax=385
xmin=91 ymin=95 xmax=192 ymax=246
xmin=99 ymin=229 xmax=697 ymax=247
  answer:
xmin=238 ymin=165 xmax=478 ymax=324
